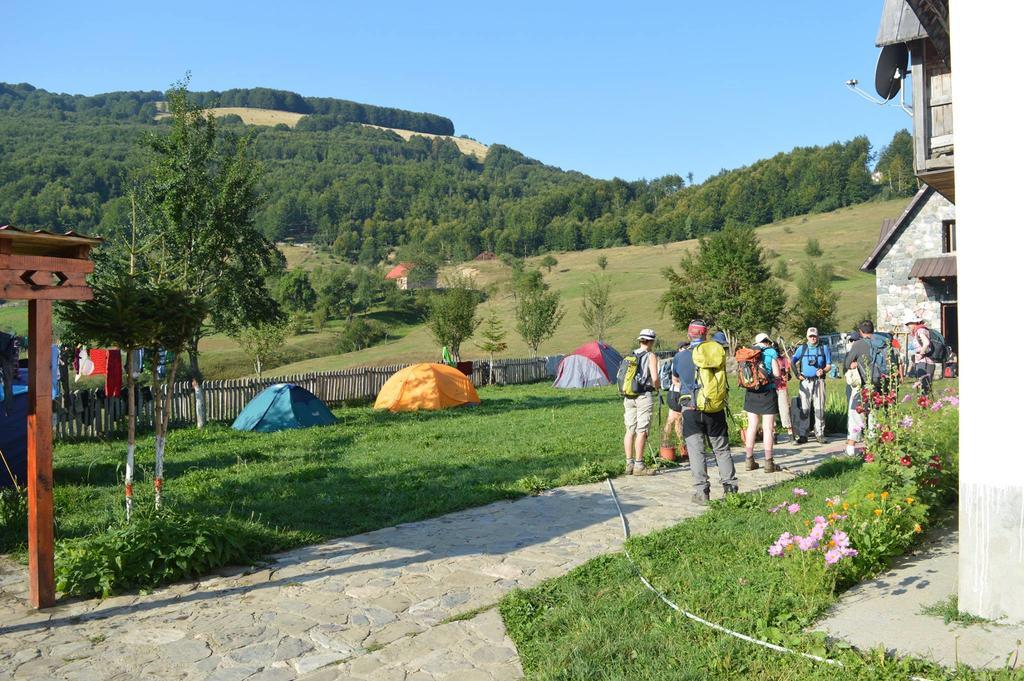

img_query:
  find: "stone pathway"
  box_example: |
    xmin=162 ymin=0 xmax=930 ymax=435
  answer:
xmin=0 ymin=441 xmax=841 ymax=680
xmin=815 ymin=523 xmax=1024 ymax=671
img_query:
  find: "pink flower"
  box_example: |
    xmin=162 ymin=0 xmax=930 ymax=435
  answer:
xmin=768 ymin=502 xmax=786 ymax=514
xmin=808 ymin=524 xmax=826 ymax=542
xmin=900 ymin=455 xmax=913 ymax=467
xmin=792 ymin=488 xmax=808 ymax=497
xmin=863 ymin=452 xmax=875 ymax=463
xmin=798 ymin=535 xmax=819 ymax=551
xmin=824 ymin=548 xmax=843 ymax=565
xmin=899 ymin=416 xmax=914 ymax=429
xmin=813 ymin=516 xmax=827 ymax=526
xmin=946 ymin=397 xmax=959 ymax=406
xmin=830 ymin=530 xmax=850 ymax=549
xmin=901 ymin=394 xmax=914 ymax=403
xmin=881 ymin=430 xmax=896 ymax=443
xmin=777 ymin=532 xmax=794 ymax=547
xmin=787 ymin=503 xmax=801 ymax=514
xmin=769 ymin=543 xmax=784 ymax=557
xmin=930 ymin=401 xmax=943 ymax=412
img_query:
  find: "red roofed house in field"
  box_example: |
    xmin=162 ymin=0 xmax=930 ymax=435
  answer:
xmin=384 ymin=262 xmax=436 ymax=290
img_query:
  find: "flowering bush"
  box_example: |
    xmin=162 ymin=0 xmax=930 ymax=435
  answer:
xmin=767 ymin=384 xmax=958 ymax=586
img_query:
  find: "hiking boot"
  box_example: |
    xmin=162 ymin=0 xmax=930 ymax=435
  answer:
xmin=723 ymin=483 xmax=739 ymax=496
xmin=691 ymin=491 xmax=710 ymax=505
xmin=816 ymin=435 xmax=827 ymax=445
xmin=795 ymin=436 xmax=808 ymax=445
xmin=764 ymin=459 xmax=780 ymax=474
xmin=745 ymin=457 xmax=760 ymax=471
xmin=625 ymin=462 xmax=634 ymax=475
xmin=632 ymin=466 xmax=657 ymax=476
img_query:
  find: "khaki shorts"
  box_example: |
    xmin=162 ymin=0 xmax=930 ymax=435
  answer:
xmin=624 ymin=393 xmax=654 ymax=434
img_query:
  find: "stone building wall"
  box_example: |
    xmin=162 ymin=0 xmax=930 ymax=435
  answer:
xmin=874 ymin=190 xmax=956 ymax=333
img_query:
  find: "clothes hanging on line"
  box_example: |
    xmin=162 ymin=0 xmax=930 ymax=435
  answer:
xmin=105 ymin=349 xmax=122 ymax=398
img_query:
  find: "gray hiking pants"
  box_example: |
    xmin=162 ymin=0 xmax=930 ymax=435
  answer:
xmin=682 ymin=409 xmax=737 ymax=494
xmin=797 ymin=378 xmax=826 ymax=438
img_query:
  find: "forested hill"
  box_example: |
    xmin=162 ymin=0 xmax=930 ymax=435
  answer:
xmin=0 ymin=83 xmax=455 ymax=135
xmin=0 ymin=82 xmax=914 ymax=265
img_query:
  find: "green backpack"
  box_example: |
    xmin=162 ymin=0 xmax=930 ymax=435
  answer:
xmin=692 ymin=341 xmax=728 ymax=413
xmin=616 ymin=351 xmax=650 ymax=398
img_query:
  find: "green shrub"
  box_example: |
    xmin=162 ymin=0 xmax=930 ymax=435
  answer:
xmin=55 ymin=509 xmax=277 ymax=598
xmin=333 ymin=318 xmax=388 ymax=352
xmin=0 ymin=487 xmax=28 ymax=553
xmin=805 ymin=238 xmax=823 ymax=257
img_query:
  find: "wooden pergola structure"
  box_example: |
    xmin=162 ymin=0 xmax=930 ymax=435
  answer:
xmin=0 ymin=225 xmax=99 ymax=608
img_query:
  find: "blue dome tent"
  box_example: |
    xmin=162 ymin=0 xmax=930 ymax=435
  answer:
xmin=232 ymin=383 xmax=338 ymax=433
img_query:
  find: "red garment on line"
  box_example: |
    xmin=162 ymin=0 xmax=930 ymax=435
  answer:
xmin=105 ymin=349 xmax=122 ymax=397
xmin=88 ymin=349 xmax=108 ymax=377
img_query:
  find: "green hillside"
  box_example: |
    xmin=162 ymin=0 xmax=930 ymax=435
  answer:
xmin=0 ymin=197 xmax=901 ymax=379
xmin=265 ymin=198 xmax=901 ymax=376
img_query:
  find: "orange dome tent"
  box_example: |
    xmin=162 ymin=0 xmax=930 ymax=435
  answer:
xmin=374 ymin=363 xmax=481 ymax=412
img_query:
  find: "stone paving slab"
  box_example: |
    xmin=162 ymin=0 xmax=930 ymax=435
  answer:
xmin=0 ymin=440 xmax=840 ymax=680
xmin=815 ymin=524 xmax=1024 ymax=671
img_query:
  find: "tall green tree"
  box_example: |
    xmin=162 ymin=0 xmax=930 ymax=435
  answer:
xmin=426 ymin=274 xmax=481 ymax=361
xmin=275 ymin=270 xmax=318 ymax=312
xmin=875 ymin=129 xmax=916 ymax=196
xmin=660 ymin=224 xmax=786 ymax=342
xmin=788 ymin=262 xmax=840 ymax=336
xmin=540 ymin=254 xmax=558 ymax=273
xmin=140 ymin=82 xmax=281 ymax=426
xmin=579 ymin=274 xmax=626 ymax=342
xmin=233 ymin=321 xmax=287 ymax=379
xmin=516 ymin=289 xmax=566 ymax=357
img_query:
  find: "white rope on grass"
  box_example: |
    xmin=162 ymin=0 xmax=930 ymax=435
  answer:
xmin=605 ymin=478 xmax=936 ymax=681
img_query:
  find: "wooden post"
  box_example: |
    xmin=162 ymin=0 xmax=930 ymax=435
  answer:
xmin=27 ymin=299 xmax=55 ymax=609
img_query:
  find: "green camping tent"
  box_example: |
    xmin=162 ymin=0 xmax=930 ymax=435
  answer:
xmin=232 ymin=383 xmax=338 ymax=433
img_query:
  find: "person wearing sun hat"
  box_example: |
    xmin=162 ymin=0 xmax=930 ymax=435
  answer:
xmin=791 ymin=326 xmax=832 ymax=444
xmin=622 ymin=328 xmax=661 ymax=476
xmin=905 ymin=314 xmax=938 ymax=395
xmin=741 ymin=332 xmax=782 ymax=472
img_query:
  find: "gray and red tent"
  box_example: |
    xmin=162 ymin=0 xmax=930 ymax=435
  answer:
xmin=552 ymin=341 xmax=623 ymax=389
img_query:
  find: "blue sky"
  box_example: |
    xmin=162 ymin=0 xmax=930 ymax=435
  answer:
xmin=3 ymin=1 xmax=908 ymax=181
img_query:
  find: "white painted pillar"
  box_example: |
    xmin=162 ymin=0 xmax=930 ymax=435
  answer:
xmin=952 ymin=1 xmax=1024 ymax=623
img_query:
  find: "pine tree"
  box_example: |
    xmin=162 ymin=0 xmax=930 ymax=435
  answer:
xmin=661 ymin=224 xmax=786 ymax=341
xmin=474 ymin=309 xmax=509 ymax=384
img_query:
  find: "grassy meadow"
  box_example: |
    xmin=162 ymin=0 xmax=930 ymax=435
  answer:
xmin=268 ymin=198 xmax=904 ymax=376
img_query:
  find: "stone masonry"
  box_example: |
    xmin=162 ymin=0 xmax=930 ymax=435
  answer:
xmin=873 ymin=189 xmax=955 ymax=333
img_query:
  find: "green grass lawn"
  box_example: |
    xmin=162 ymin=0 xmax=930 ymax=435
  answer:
xmin=499 ymin=459 xmax=999 ymax=681
xmin=17 ymin=378 xmax=855 ymax=554
xmin=30 ymin=383 xmax=635 ymax=554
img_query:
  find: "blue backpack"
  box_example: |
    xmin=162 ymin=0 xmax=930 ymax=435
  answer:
xmin=868 ymin=332 xmax=894 ymax=385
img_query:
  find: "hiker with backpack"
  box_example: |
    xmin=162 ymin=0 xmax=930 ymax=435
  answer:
xmin=843 ymin=320 xmax=894 ymax=456
xmin=619 ymin=328 xmax=661 ymax=476
xmin=673 ymin=320 xmax=737 ymax=503
xmin=738 ymin=333 xmax=783 ymax=473
xmin=790 ymin=327 xmax=832 ymax=445
xmin=905 ymin=316 xmax=946 ymax=396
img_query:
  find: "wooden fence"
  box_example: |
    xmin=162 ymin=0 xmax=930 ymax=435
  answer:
xmin=52 ymin=357 xmax=550 ymax=441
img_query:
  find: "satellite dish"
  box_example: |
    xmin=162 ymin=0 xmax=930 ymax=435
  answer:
xmin=874 ymin=44 xmax=909 ymax=101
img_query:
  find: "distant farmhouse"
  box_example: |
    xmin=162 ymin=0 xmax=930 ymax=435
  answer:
xmin=384 ymin=262 xmax=436 ymax=290
xmin=861 ymin=187 xmax=956 ymax=350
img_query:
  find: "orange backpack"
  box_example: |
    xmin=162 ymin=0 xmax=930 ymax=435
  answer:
xmin=736 ymin=346 xmax=770 ymax=390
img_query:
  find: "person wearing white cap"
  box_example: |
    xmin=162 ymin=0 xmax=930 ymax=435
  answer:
xmin=791 ymin=327 xmax=832 ymax=444
xmin=622 ymin=328 xmax=661 ymax=476
xmin=740 ymin=333 xmax=783 ymax=473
